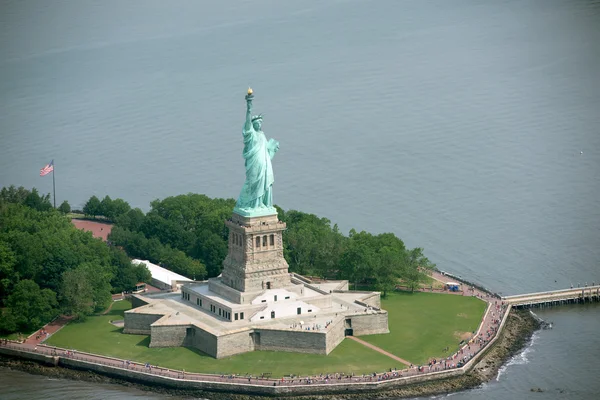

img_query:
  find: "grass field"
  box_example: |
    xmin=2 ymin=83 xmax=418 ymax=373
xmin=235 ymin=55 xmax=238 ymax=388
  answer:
xmin=45 ymin=300 xmax=396 ymax=376
xmin=420 ymin=275 xmax=446 ymax=289
xmin=362 ymin=292 xmax=487 ymax=365
xmin=46 ymin=291 xmax=486 ymax=376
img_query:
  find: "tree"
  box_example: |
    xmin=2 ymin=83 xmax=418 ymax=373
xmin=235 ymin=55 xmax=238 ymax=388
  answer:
xmin=58 ymin=200 xmax=71 ymax=214
xmin=108 ymin=226 xmax=205 ymax=280
xmin=191 ymin=230 xmax=227 ymax=278
xmin=282 ymin=210 xmax=344 ymax=277
xmin=115 ymin=208 xmax=145 ymax=231
xmin=60 ymin=268 xmax=94 ymax=319
xmin=99 ymin=195 xmax=113 ymax=219
xmin=109 ymin=247 xmax=150 ymax=293
xmin=108 ymin=198 xmax=131 ymax=221
xmin=402 ymin=248 xmax=434 ymax=293
xmin=160 ymin=248 xmax=206 ymax=280
xmin=6 ymin=279 xmax=58 ymax=331
xmin=313 ymin=224 xmax=346 ymax=279
xmin=141 ymin=212 xmax=194 ymax=251
xmin=372 ymin=247 xmax=402 ymax=297
xmin=133 ymin=262 xmax=152 ymax=284
xmin=83 ymin=195 xmax=101 ymax=218
xmin=0 ymin=240 xmax=17 ymax=302
xmin=78 ymin=262 xmax=112 ymax=312
xmin=339 ymin=230 xmax=377 ymax=288
xmin=0 ymin=185 xmax=31 ymax=204
xmin=0 ymin=196 xmax=121 ymax=333
xmin=110 ymin=247 xmax=138 ymax=293
xmin=284 ymin=223 xmax=317 ymax=275
xmin=23 ymin=188 xmax=52 ymax=211
xmin=0 ymin=308 xmax=17 ymax=333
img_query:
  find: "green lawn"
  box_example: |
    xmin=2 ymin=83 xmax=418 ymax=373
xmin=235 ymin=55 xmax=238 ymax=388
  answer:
xmin=0 ymin=332 xmax=29 ymax=340
xmin=46 ymin=292 xmax=486 ymax=375
xmin=361 ymin=291 xmax=486 ymax=365
xmin=420 ymin=275 xmax=445 ymax=289
xmin=46 ymin=300 xmax=395 ymax=377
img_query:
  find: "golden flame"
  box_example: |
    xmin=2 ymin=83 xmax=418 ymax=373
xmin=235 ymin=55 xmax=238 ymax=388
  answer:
xmin=247 ymin=87 xmax=253 ymax=95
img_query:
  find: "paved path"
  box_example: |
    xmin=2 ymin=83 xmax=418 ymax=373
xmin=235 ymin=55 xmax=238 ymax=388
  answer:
xmin=24 ymin=315 xmax=74 ymax=345
xmin=2 ymin=271 xmax=510 ymax=387
xmin=347 ymin=336 xmax=411 ymax=366
xmin=102 ymin=301 xmax=116 ymax=315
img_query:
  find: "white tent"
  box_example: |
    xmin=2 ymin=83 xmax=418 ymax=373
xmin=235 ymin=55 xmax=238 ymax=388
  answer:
xmin=132 ymin=259 xmax=193 ymax=289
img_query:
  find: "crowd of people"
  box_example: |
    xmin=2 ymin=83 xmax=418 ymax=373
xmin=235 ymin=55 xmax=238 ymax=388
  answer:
xmin=1 ymin=280 xmax=510 ymax=389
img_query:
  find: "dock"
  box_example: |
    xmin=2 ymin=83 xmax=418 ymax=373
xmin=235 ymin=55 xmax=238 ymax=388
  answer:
xmin=502 ymin=285 xmax=600 ymax=309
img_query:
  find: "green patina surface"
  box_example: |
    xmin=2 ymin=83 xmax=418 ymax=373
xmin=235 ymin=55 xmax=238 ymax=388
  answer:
xmin=46 ymin=292 xmax=486 ymax=376
xmin=233 ymin=90 xmax=280 ymax=218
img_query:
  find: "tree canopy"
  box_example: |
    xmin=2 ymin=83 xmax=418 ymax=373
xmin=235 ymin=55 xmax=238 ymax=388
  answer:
xmin=107 ymin=194 xmax=233 ymax=279
xmin=105 ymin=193 xmax=434 ymax=296
xmin=58 ymin=200 xmax=71 ymax=214
xmin=82 ymin=195 xmax=131 ymax=222
xmin=1 ymin=186 xmax=435 ymax=335
xmin=0 ymin=187 xmax=150 ymax=333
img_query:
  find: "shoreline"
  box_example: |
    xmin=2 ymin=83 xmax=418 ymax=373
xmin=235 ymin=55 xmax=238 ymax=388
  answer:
xmin=0 ymin=309 xmax=539 ymax=399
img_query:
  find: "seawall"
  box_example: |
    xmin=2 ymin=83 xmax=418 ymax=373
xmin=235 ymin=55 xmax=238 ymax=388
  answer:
xmin=0 ymin=308 xmax=539 ymax=399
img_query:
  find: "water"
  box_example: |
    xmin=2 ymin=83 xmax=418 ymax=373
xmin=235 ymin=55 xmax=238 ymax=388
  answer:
xmin=1 ymin=0 xmax=599 ymax=398
xmin=0 ymin=368 xmax=173 ymax=400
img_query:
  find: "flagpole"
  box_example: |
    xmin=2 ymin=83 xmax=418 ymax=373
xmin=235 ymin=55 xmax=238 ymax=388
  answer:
xmin=52 ymin=162 xmax=56 ymax=209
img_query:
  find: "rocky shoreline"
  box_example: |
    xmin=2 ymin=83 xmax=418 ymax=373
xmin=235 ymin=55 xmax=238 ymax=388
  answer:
xmin=0 ymin=309 xmax=539 ymax=399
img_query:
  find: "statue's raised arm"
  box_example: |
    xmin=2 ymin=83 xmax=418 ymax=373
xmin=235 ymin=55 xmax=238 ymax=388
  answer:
xmin=244 ymin=88 xmax=254 ymax=133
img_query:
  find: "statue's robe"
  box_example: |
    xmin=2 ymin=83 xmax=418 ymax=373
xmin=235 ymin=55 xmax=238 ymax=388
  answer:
xmin=235 ymin=125 xmax=276 ymax=209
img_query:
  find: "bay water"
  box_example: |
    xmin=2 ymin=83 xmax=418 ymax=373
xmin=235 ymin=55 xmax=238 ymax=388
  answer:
xmin=1 ymin=0 xmax=599 ymax=398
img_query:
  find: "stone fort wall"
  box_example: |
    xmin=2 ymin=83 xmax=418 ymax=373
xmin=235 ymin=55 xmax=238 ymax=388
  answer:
xmin=150 ymin=324 xmax=189 ymax=348
xmin=333 ymin=291 xmax=381 ymax=308
xmin=123 ymin=313 xmax=163 ymax=335
xmin=325 ymin=317 xmax=346 ymax=353
xmin=255 ymin=328 xmax=327 ymax=355
xmin=188 ymin=326 xmax=219 ymax=357
xmin=124 ymin=311 xmax=388 ymax=357
xmin=130 ymin=296 xmax=149 ymax=309
xmin=215 ymin=329 xmax=253 ymax=358
xmin=358 ymin=292 xmax=381 ymax=308
xmin=350 ymin=312 xmax=389 ymax=336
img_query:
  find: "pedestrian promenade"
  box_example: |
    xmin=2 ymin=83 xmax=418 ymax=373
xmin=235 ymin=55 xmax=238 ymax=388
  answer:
xmin=24 ymin=316 xmax=74 ymax=346
xmin=1 ymin=271 xmax=510 ymax=389
xmin=503 ymin=285 xmax=600 ymax=308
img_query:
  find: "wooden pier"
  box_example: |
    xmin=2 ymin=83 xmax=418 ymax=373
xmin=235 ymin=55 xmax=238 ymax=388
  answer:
xmin=502 ymin=285 xmax=600 ymax=309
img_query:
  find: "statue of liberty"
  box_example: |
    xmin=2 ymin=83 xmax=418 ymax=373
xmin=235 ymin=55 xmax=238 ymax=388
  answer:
xmin=234 ymin=88 xmax=280 ymax=217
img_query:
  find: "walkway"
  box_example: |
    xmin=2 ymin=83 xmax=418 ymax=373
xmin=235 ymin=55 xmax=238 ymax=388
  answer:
xmin=1 ymin=271 xmax=511 ymax=388
xmin=23 ymin=315 xmax=74 ymax=345
xmin=503 ymin=285 xmax=600 ymax=307
xmin=347 ymin=336 xmax=411 ymax=366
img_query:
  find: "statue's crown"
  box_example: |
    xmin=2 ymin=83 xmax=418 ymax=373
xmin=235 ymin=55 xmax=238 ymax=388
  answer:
xmin=251 ymin=114 xmax=263 ymax=122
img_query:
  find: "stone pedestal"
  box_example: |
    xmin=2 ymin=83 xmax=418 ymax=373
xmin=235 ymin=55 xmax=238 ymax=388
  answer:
xmin=220 ymin=212 xmax=290 ymax=293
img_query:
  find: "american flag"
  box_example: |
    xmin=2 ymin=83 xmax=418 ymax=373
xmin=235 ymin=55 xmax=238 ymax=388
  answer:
xmin=40 ymin=160 xmax=54 ymax=176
